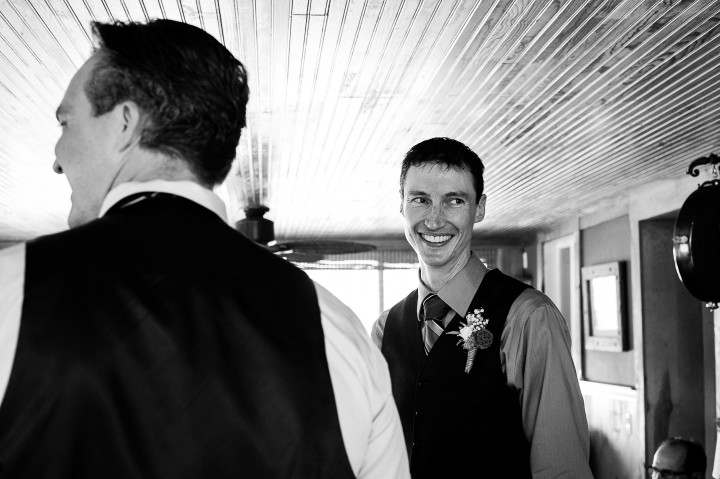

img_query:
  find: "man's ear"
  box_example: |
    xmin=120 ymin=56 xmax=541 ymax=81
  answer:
xmin=474 ymin=194 xmax=486 ymax=223
xmin=113 ymin=101 xmax=143 ymax=153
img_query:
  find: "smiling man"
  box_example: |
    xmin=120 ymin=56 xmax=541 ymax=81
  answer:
xmin=372 ymin=137 xmax=593 ymax=478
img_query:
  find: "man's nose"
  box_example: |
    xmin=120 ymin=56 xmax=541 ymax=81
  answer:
xmin=53 ymin=159 xmax=63 ymax=174
xmin=424 ymin=204 xmax=446 ymax=229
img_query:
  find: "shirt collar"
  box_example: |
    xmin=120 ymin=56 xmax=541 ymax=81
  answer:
xmin=416 ymin=251 xmax=489 ymax=320
xmin=98 ymin=180 xmax=228 ymax=222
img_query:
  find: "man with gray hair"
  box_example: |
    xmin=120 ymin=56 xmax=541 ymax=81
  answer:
xmin=0 ymin=19 xmax=408 ymax=478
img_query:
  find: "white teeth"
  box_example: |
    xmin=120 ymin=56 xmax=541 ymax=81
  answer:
xmin=422 ymin=234 xmax=451 ymax=243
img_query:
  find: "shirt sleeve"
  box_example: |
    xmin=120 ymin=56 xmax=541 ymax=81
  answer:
xmin=502 ymin=289 xmax=593 ymax=479
xmin=315 ymin=282 xmax=410 ymax=479
xmin=371 ymin=309 xmax=390 ymax=349
xmin=0 ymin=243 xmax=25 ymax=408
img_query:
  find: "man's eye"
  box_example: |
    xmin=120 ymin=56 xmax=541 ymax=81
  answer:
xmin=410 ymin=197 xmax=427 ymax=204
xmin=449 ymin=198 xmax=465 ymax=205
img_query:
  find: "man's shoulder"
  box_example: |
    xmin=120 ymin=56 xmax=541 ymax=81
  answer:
xmin=23 ymin=215 xmax=150 ymax=266
xmin=489 ymin=268 xmax=534 ymax=294
xmin=512 ymin=287 xmax=555 ymax=310
xmin=28 ymin=214 xmax=128 ymax=248
xmin=506 ymin=287 xmax=568 ymax=337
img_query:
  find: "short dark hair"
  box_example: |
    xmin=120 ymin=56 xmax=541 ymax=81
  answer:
xmin=87 ymin=19 xmax=249 ymax=186
xmin=399 ymin=137 xmax=485 ymax=203
xmin=660 ymin=437 xmax=707 ymax=474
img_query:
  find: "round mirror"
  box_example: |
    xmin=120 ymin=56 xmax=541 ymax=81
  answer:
xmin=673 ymin=179 xmax=720 ymax=305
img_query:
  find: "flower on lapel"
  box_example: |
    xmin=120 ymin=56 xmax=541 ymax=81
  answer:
xmin=448 ymin=308 xmax=493 ymax=374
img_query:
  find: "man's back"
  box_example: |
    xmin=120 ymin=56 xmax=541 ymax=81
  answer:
xmin=0 ymin=194 xmax=365 ymax=477
xmin=0 ymin=17 xmax=409 ymax=479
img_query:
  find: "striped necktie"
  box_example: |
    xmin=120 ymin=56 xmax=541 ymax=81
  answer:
xmin=421 ymin=294 xmax=450 ymax=354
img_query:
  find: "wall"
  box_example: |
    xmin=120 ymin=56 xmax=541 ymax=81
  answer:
xmin=581 ymin=216 xmax=634 ymax=387
xmin=537 ymin=172 xmax=718 ymax=478
xmin=579 ymin=215 xmax=639 ymax=478
xmin=629 ymin=175 xmax=719 ymax=478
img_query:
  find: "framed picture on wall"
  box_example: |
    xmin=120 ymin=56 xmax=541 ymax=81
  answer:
xmin=581 ymin=261 xmax=628 ymax=352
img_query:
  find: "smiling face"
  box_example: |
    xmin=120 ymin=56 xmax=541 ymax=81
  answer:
xmin=402 ymin=163 xmax=485 ymax=282
xmin=53 ymin=54 xmax=123 ymax=228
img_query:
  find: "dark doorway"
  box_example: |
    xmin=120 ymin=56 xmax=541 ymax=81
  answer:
xmin=640 ymin=212 xmax=715 ymax=474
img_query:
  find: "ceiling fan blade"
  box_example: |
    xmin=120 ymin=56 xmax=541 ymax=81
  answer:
xmin=263 ymin=242 xmax=326 ymax=263
xmin=276 ymin=252 xmax=325 ymax=263
xmin=280 ymin=240 xmax=376 ymax=256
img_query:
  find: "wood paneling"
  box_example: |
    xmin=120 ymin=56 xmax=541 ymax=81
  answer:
xmin=1 ymin=0 xmax=719 ymax=241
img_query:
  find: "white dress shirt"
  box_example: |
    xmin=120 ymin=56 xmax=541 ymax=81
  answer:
xmin=0 ymin=180 xmax=409 ymax=479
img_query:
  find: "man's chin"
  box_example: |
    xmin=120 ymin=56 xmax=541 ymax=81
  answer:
xmin=416 ymin=246 xmax=451 ymax=268
xmin=67 ymin=208 xmax=97 ymax=229
xmin=415 ymin=242 xmax=472 ymax=272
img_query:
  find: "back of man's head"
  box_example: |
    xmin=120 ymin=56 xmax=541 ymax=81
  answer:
xmin=653 ymin=437 xmax=706 ymax=478
xmin=86 ymin=19 xmax=249 ymax=187
xmin=399 ymin=137 xmax=485 ymax=203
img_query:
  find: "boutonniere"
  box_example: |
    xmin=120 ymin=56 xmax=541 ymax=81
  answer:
xmin=448 ymin=308 xmax=493 ymax=373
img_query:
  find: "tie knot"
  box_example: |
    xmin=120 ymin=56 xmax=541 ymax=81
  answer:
xmin=422 ymin=294 xmax=450 ymax=322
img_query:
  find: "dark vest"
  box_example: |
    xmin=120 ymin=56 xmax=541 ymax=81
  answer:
xmin=0 ymin=194 xmax=355 ymax=479
xmin=381 ymin=269 xmax=532 ymax=479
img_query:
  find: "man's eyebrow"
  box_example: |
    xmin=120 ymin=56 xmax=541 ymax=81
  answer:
xmin=444 ymin=191 xmax=472 ymax=198
xmin=405 ymin=190 xmax=473 ymax=199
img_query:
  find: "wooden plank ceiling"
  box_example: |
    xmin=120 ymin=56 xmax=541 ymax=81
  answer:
xmin=1 ymin=0 xmax=719 ymax=242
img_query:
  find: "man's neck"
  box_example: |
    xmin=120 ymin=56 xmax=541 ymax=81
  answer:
xmin=419 ymin=251 xmax=472 ymax=292
xmin=111 ymin=148 xmax=203 ymax=190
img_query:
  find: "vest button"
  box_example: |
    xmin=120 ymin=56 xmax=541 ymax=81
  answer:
xmin=417 ymin=381 xmax=428 ymax=388
xmin=412 ymin=441 xmax=422 ymax=448
xmin=415 ymin=410 xmax=424 ymax=417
